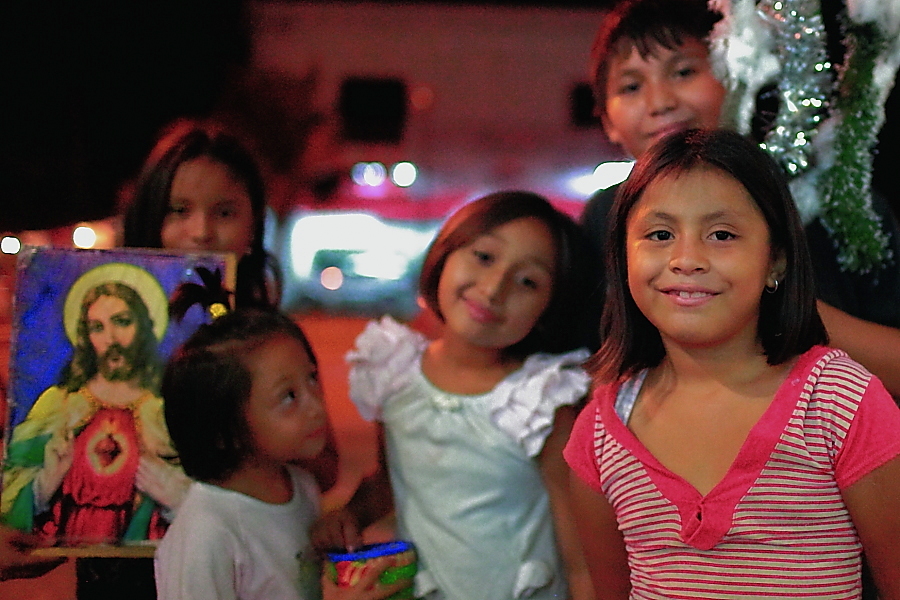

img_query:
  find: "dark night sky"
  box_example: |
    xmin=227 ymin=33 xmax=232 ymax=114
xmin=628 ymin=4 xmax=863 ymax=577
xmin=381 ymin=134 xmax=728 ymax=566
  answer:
xmin=0 ymin=0 xmax=616 ymax=233
xmin=0 ymin=1 xmax=249 ymax=232
xmin=0 ymin=0 xmax=618 ymax=233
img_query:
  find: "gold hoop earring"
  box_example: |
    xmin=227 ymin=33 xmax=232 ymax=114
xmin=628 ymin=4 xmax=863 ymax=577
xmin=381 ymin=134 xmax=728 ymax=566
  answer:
xmin=765 ymin=279 xmax=779 ymax=294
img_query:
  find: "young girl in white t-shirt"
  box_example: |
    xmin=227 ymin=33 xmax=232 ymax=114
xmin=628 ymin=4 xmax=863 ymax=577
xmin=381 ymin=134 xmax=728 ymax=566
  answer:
xmin=156 ymin=307 xmax=409 ymax=600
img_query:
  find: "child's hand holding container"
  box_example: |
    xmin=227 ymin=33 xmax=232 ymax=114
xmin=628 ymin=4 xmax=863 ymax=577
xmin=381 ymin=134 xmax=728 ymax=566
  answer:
xmin=323 ymin=541 xmax=417 ymax=600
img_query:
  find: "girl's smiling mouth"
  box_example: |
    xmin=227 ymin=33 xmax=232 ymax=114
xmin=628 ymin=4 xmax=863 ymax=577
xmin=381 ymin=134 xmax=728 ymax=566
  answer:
xmin=464 ymin=298 xmax=502 ymax=323
xmin=660 ymin=286 xmax=719 ymax=305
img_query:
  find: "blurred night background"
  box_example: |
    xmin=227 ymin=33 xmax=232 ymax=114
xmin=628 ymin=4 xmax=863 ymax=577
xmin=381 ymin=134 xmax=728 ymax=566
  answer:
xmin=1 ymin=0 xmax=897 ymax=246
xmin=0 ymin=0 xmax=619 ymax=233
xmin=2 ymin=1 xmax=252 ymax=231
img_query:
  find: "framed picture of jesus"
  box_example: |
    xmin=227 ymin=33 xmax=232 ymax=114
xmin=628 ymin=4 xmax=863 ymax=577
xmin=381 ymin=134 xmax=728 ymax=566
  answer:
xmin=1 ymin=246 xmax=234 ymax=556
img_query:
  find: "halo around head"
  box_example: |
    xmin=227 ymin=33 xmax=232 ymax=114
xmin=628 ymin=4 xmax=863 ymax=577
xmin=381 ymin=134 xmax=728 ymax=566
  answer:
xmin=63 ymin=262 xmax=169 ymax=345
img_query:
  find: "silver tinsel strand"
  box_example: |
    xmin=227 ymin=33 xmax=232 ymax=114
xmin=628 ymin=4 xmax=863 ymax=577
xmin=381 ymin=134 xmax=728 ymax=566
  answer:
xmin=757 ymin=0 xmax=832 ymax=177
xmin=712 ymin=0 xmax=897 ymax=272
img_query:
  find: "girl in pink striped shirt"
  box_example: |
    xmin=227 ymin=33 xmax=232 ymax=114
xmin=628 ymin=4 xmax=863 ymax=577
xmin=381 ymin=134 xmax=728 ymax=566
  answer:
xmin=564 ymin=129 xmax=900 ymax=599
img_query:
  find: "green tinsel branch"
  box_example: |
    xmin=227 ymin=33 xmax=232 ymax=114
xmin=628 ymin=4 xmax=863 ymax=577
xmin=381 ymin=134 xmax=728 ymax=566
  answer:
xmin=818 ymin=21 xmax=892 ymax=273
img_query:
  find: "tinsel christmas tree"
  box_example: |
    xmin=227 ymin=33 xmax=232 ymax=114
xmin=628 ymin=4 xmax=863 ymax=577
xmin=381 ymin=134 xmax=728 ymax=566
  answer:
xmin=710 ymin=0 xmax=900 ymax=273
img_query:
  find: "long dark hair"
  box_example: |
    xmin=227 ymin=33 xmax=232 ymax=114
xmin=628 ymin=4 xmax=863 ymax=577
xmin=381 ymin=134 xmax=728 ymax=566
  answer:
xmin=589 ymin=129 xmax=828 ymax=382
xmin=123 ymin=119 xmax=279 ymax=308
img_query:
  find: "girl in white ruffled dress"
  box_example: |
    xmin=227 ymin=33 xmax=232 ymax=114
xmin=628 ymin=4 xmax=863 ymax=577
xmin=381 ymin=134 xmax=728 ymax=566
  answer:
xmin=339 ymin=191 xmax=596 ymax=600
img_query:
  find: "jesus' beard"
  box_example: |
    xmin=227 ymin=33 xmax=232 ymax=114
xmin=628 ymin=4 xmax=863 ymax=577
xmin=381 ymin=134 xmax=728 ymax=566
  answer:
xmin=96 ymin=342 xmax=142 ymax=382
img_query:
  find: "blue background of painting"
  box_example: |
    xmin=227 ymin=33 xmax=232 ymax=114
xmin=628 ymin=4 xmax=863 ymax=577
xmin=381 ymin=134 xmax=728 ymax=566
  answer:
xmin=6 ymin=247 xmax=232 ymax=429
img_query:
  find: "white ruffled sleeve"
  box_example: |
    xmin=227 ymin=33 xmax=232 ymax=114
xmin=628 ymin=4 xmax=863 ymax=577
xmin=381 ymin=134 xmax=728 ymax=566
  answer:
xmin=490 ymin=349 xmax=591 ymax=457
xmin=346 ymin=316 xmax=428 ymax=421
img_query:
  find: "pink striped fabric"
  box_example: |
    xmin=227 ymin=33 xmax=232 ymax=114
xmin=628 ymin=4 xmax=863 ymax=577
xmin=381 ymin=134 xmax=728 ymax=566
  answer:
xmin=568 ymin=347 xmax=900 ymax=600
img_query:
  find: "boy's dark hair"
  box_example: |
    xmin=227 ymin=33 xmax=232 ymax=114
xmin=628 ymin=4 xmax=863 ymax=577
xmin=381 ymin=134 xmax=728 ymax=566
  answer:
xmin=161 ymin=308 xmax=317 ymax=482
xmin=590 ymin=128 xmax=828 ymax=382
xmin=589 ymin=0 xmax=722 ymax=126
xmin=123 ymin=119 xmax=280 ymax=309
xmin=419 ymin=190 xmax=592 ymax=357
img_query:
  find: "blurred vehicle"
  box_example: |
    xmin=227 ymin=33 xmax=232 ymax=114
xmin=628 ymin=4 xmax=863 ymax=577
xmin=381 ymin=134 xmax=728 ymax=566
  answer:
xmin=280 ymin=210 xmax=439 ymax=319
xmin=278 ymin=174 xmax=468 ymax=318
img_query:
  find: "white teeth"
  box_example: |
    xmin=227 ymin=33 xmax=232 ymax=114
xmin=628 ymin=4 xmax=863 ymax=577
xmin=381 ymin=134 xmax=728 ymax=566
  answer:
xmin=676 ymin=291 xmax=707 ymax=298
